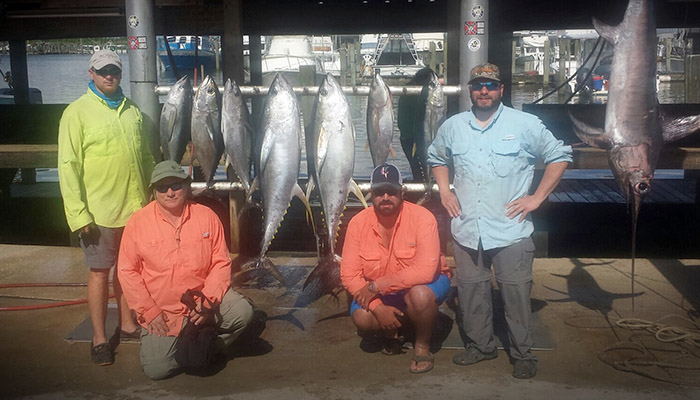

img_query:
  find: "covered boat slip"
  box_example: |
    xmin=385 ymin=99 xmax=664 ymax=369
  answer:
xmin=1 ymin=243 xmax=700 ymax=398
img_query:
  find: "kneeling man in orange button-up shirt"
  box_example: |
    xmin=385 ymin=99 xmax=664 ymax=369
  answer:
xmin=118 ymin=160 xmax=254 ymax=380
xmin=340 ymin=163 xmax=451 ymax=374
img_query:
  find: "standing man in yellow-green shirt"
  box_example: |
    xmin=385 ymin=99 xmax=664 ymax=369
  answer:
xmin=58 ymin=49 xmax=155 ymax=366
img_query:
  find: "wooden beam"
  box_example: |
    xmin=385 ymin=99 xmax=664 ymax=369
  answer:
xmin=0 ymin=145 xmax=58 ymax=168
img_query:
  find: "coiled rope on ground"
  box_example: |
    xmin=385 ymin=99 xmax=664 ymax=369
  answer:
xmin=599 ymin=314 xmax=700 ymax=386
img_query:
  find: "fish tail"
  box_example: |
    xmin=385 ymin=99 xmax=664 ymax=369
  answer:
xmin=261 ymin=256 xmax=286 ymax=286
xmin=303 ymin=254 xmax=343 ymax=298
xmin=241 ymin=256 xmax=286 ymax=286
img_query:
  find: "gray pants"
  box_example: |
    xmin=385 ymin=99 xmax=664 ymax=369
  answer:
xmin=139 ymin=288 xmax=254 ymax=380
xmin=452 ymin=237 xmax=536 ymax=361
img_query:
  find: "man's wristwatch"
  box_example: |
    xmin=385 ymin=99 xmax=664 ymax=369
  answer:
xmin=368 ymin=282 xmax=377 ymax=294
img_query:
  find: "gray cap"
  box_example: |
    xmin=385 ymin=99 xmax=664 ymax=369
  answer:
xmin=89 ymin=49 xmax=122 ymax=71
xmin=150 ymin=160 xmax=189 ymax=187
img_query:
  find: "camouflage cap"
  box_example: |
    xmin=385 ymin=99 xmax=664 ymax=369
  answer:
xmin=468 ymin=62 xmax=501 ymax=83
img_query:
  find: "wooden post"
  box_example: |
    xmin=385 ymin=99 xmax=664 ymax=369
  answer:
xmin=429 ymin=41 xmax=437 ymax=72
xmin=543 ymin=39 xmax=550 ymax=89
xmin=665 ymin=37 xmax=672 ymax=74
xmin=9 ymin=40 xmax=35 ymax=184
xmin=558 ymin=38 xmax=569 ymax=102
xmin=511 ymin=38 xmax=517 ymax=75
xmin=339 ymin=45 xmax=348 ymax=86
xmin=686 ymin=54 xmax=700 ymax=104
xmin=349 ymin=42 xmax=357 ymax=87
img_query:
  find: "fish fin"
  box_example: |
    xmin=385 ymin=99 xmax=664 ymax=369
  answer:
xmin=416 ymin=191 xmax=432 ymax=206
xmin=592 ymin=17 xmax=619 ymax=45
xmin=659 ymin=112 xmax=700 ymax=143
xmin=389 ymin=146 xmax=396 ymax=160
xmin=411 ymin=143 xmax=417 ymax=158
xmin=317 ymin=126 xmax=330 ymax=173
xmin=568 ymin=111 xmax=612 ymax=149
xmin=246 ymin=176 xmax=259 ymax=203
xmin=349 ymin=179 xmax=368 ymax=208
xmin=305 ymin=177 xmax=316 ymax=225
xmin=294 ymin=183 xmax=315 ymax=234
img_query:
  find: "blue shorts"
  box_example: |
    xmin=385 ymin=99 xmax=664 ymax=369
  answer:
xmin=350 ymin=274 xmax=451 ymax=315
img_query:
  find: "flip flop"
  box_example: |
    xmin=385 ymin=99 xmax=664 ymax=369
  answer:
xmin=409 ymin=353 xmax=434 ymax=374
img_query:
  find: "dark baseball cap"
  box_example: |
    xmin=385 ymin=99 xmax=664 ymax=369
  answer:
xmin=370 ymin=163 xmax=403 ymax=191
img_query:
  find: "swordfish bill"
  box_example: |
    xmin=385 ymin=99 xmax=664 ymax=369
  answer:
xmin=568 ymin=0 xmax=700 ymax=310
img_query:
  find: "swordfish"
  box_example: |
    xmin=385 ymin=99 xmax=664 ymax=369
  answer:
xmin=569 ymin=0 xmax=700 ymax=309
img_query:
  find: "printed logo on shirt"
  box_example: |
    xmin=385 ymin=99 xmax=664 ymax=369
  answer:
xmin=203 ymin=232 xmax=210 ymax=238
xmin=503 ymin=135 xmax=516 ymax=141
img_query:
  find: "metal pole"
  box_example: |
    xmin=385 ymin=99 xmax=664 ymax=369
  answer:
xmin=190 ymin=181 xmax=451 ymax=194
xmin=460 ymin=0 xmax=488 ymax=111
xmin=155 ymin=84 xmax=462 ymax=97
xmin=125 ymin=0 xmax=160 ymax=160
xmin=222 ymin=0 xmax=244 ymax=84
xmin=8 ymin=40 xmax=29 ymax=104
xmin=249 ymin=35 xmax=263 ymax=123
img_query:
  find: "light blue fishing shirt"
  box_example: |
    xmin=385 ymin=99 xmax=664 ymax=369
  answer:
xmin=427 ymin=103 xmax=572 ymax=251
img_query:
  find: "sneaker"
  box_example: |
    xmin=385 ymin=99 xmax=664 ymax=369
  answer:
xmin=512 ymin=359 xmax=537 ymax=379
xmin=452 ymin=346 xmax=498 ymax=366
xmin=117 ymin=326 xmax=142 ymax=343
xmin=90 ymin=342 xmax=114 ymax=366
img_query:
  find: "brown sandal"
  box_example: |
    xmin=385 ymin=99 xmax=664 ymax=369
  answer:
xmin=409 ymin=353 xmax=434 ymax=374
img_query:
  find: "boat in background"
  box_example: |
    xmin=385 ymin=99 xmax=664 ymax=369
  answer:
xmin=361 ymin=33 xmax=424 ymax=80
xmin=262 ymin=35 xmax=325 ymax=86
xmin=0 ymin=87 xmax=43 ymax=104
xmin=157 ymin=35 xmax=218 ymax=77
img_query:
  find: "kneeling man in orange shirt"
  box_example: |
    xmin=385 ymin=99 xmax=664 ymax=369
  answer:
xmin=118 ymin=161 xmax=254 ymax=379
xmin=340 ymin=163 xmax=451 ymax=374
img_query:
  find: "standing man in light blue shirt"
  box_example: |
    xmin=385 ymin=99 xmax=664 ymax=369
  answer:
xmin=427 ymin=63 xmax=572 ymax=379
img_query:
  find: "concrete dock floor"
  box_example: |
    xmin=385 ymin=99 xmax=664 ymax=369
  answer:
xmin=1 ymin=244 xmax=699 ymax=399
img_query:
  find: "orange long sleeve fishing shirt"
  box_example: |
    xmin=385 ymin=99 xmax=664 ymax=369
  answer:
xmin=118 ymin=201 xmax=231 ymax=336
xmin=340 ymin=201 xmax=449 ymax=311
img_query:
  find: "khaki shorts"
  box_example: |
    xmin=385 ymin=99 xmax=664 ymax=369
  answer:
xmin=79 ymin=225 xmax=124 ymax=269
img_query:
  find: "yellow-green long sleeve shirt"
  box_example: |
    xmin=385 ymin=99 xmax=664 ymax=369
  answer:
xmin=58 ymin=89 xmax=155 ymax=232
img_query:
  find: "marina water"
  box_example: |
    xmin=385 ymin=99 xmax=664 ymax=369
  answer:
xmin=0 ymin=53 xmax=687 ymax=183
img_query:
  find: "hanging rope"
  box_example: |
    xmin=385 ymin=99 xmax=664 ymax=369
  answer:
xmin=530 ymin=37 xmax=604 ymax=105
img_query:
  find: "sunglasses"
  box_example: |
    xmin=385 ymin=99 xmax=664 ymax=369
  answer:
xmin=372 ymin=186 xmax=400 ymax=197
xmin=94 ymin=66 xmax=122 ymax=77
xmin=469 ymin=81 xmax=501 ymax=91
xmin=155 ymin=182 xmax=184 ymax=193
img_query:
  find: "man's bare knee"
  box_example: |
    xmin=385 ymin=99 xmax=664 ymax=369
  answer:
xmin=351 ymin=309 xmax=377 ymax=331
xmin=405 ymin=285 xmax=436 ymax=310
